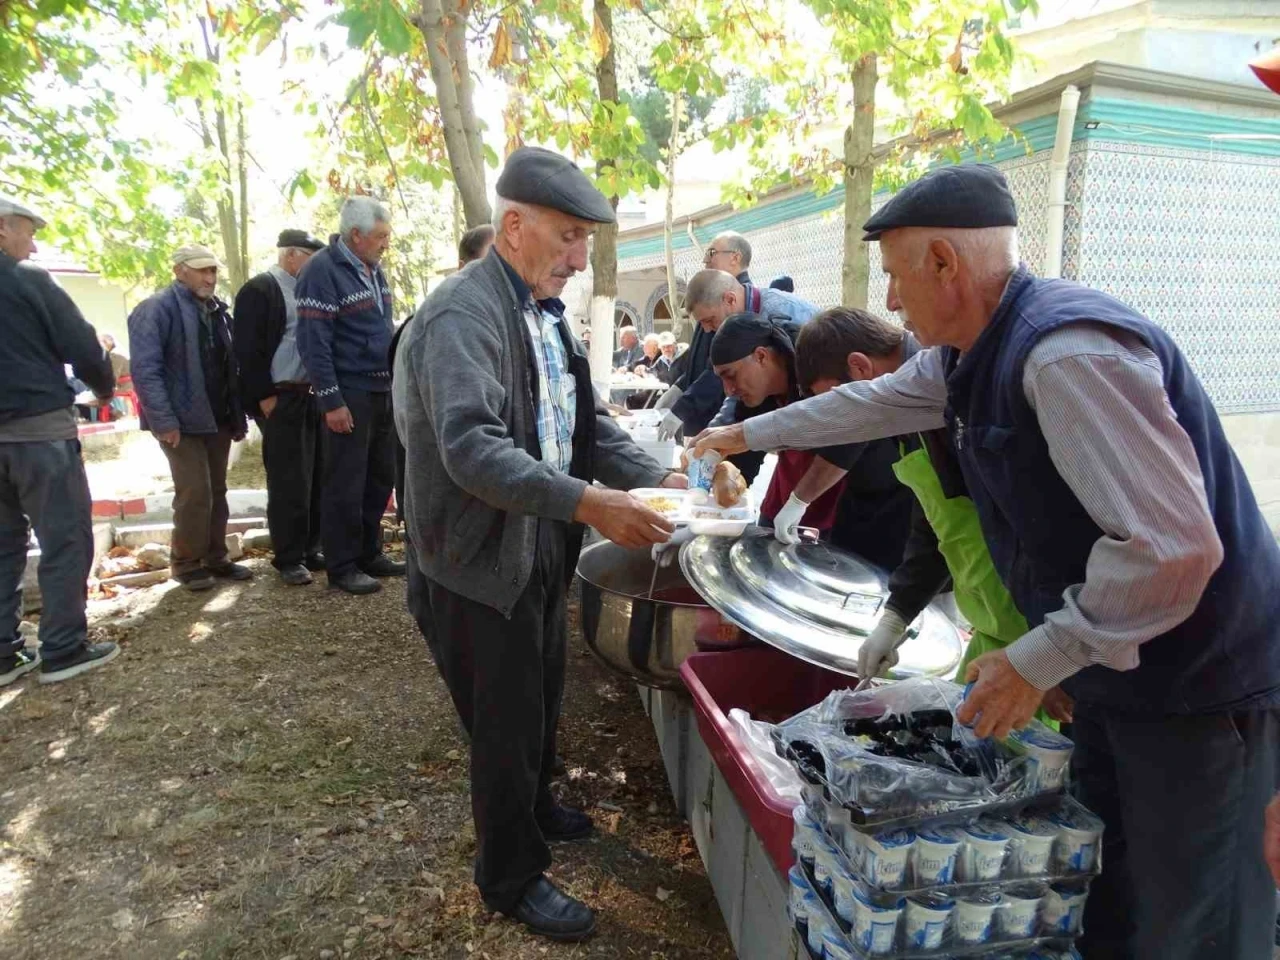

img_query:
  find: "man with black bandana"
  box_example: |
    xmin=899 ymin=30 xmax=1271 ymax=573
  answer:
xmin=707 ymin=313 xmax=914 ymax=570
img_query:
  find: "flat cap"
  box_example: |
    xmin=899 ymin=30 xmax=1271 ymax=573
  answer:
xmin=277 ymin=228 xmax=325 ymax=251
xmin=0 ymin=196 xmax=46 ymax=229
xmin=495 ymin=146 xmax=615 ymax=224
xmin=172 ymin=244 xmax=222 ymax=270
xmin=862 ymin=164 xmax=1017 ymax=241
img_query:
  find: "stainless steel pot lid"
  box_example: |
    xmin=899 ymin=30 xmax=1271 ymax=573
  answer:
xmin=680 ymin=531 xmax=964 ymax=679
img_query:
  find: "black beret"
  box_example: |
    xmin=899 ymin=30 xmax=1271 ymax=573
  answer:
xmin=861 ymin=164 xmax=1017 ymax=241
xmin=495 ymin=146 xmax=615 ymax=224
xmin=277 ymin=228 xmax=325 ymax=251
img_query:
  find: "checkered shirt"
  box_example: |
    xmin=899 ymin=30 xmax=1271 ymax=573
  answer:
xmin=522 ymin=299 xmax=576 ymax=473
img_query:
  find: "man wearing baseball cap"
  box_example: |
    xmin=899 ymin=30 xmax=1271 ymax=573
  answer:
xmin=0 ymin=196 xmax=118 ymax=685
xmin=129 ymin=243 xmax=251 ymax=592
xmin=233 ymin=229 xmax=326 ymax=586
xmin=692 ymin=163 xmax=1280 ymax=960
xmin=394 ymin=147 xmax=686 ymax=940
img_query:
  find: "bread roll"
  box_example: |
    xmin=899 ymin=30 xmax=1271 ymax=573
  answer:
xmin=711 ymin=460 xmax=748 ymax=508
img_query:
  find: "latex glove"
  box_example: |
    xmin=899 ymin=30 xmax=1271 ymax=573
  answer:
xmin=657 ymin=410 xmax=683 ymax=442
xmin=858 ymin=609 xmax=908 ymax=680
xmin=651 ymin=526 xmax=695 ymax=567
xmin=654 ymin=385 xmax=683 ymax=411
xmin=773 ymin=492 xmax=810 ymax=545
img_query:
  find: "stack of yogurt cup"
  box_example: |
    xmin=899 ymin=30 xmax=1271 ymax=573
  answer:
xmin=789 ymin=796 xmax=1102 ymax=957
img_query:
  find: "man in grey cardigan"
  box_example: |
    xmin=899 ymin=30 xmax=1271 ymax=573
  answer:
xmin=394 ymin=147 xmax=684 ymax=941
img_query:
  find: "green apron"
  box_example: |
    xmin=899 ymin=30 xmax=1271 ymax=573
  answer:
xmin=891 ymin=440 xmax=1056 ymax=728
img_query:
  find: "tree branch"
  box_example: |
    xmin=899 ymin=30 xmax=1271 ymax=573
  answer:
xmin=359 ymin=82 xmax=412 ymax=220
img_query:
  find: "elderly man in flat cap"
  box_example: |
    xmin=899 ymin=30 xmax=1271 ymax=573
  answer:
xmin=129 ymin=244 xmax=251 ymax=592
xmin=694 ymin=163 xmax=1280 ymax=960
xmin=394 ymin=146 xmax=685 ymax=941
xmin=233 ymin=229 xmax=327 ymax=586
xmin=0 ymin=197 xmax=118 ymax=685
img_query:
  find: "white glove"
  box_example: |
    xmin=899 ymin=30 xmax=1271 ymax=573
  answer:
xmin=654 ymin=385 xmax=683 ymax=411
xmin=773 ymin=492 xmax=810 ymax=545
xmin=858 ymin=609 xmax=909 ymax=680
xmin=651 ymin=526 xmax=695 ymax=566
xmin=657 ymin=410 xmax=683 ymax=442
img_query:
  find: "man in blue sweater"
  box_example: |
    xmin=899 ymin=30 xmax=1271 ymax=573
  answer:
xmin=0 ymin=197 xmax=119 ymax=684
xmin=296 ymin=197 xmax=402 ymax=595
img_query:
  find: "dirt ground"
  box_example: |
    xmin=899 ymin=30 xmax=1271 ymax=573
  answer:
xmin=0 ymin=550 xmax=734 ymax=959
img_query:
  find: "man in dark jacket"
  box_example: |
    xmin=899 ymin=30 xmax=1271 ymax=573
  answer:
xmin=129 ymin=244 xmax=251 ymax=592
xmin=297 ymin=197 xmax=401 ymax=595
xmin=395 ymin=147 xmax=683 ymax=941
xmin=233 ymin=229 xmax=326 ymax=586
xmin=0 ymin=197 xmax=119 ymax=685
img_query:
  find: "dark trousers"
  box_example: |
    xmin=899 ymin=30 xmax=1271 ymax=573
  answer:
xmin=1073 ymin=703 xmax=1279 ymax=960
xmin=257 ymin=390 xmax=322 ymax=568
xmin=416 ymin=522 xmax=567 ymax=910
xmin=320 ymin=389 xmax=395 ymax=577
xmin=0 ymin=440 xmax=93 ymax=662
xmin=160 ymin=428 xmax=233 ymax=576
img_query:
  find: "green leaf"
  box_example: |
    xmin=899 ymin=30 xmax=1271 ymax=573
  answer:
xmin=374 ymin=0 xmax=412 ymax=56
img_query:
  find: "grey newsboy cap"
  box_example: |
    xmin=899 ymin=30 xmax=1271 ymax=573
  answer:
xmin=277 ymin=228 xmax=325 ymax=251
xmin=862 ymin=164 xmax=1017 ymax=241
xmin=0 ymin=196 xmax=47 ymax=229
xmin=495 ymin=146 xmax=615 ymax=224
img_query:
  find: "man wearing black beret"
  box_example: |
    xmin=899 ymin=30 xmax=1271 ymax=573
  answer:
xmin=393 ymin=146 xmax=687 ymax=941
xmin=233 ymin=229 xmax=327 ymax=586
xmin=694 ymin=163 xmax=1280 ymax=960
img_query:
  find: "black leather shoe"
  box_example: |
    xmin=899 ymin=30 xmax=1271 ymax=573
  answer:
xmin=537 ymin=804 xmax=594 ymax=843
xmin=328 ymin=570 xmax=382 ymax=595
xmin=360 ymin=555 xmax=406 ymax=578
xmin=551 ymin=755 xmax=567 ymax=776
xmin=504 ymin=876 xmax=596 ymax=942
xmin=174 ymin=569 xmax=216 ymax=591
xmin=304 ymin=552 xmax=326 ymax=572
xmin=207 ymin=562 xmax=253 ymax=581
xmin=279 ymin=564 xmax=313 ymax=586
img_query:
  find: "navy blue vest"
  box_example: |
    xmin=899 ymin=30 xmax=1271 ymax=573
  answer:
xmin=943 ymin=267 xmax=1280 ymax=714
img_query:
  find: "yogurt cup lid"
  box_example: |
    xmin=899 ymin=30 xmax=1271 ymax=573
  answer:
xmin=965 ymin=821 xmax=1010 ymax=842
xmin=852 ymin=887 xmax=907 ymax=912
xmin=1003 ymin=881 xmax=1049 ymax=901
xmin=1012 ymin=725 xmax=1074 ymax=750
xmin=958 ymin=892 xmax=1003 ymax=907
xmin=1007 ymin=815 xmax=1058 ymax=838
xmin=871 ymin=827 xmax=916 ymax=848
xmin=907 ymin=891 xmax=956 ymax=910
xmin=917 ymin=824 xmax=964 ymax=844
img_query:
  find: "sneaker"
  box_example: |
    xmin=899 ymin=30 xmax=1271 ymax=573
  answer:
xmin=0 ymin=649 xmax=41 ymax=687
xmin=39 ymin=642 xmax=119 ymax=684
xmin=279 ymin=564 xmax=313 ymax=586
xmin=360 ymin=555 xmax=406 ymax=578
xmin=207 ymin=562 xmax=253 ymax=581
xmin=175 ymin=569 xmax=216 ymax=591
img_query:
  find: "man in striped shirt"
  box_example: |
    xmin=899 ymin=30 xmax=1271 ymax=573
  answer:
xmin=693 ymin=164 xmax=1280 ymax=960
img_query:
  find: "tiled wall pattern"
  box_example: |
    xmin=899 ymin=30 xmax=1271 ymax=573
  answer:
xmin=615 ymin=140 xmax=1279 ymax=412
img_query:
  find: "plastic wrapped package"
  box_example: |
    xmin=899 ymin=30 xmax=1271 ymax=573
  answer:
xmin=773 ymin=678 xmax=1071 ymax=827
xmin=789 ymin=863 xmax=1089 ymax=959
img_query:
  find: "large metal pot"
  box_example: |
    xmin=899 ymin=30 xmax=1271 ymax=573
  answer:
xmin=577 ymin=539 xmax=750 ymax=690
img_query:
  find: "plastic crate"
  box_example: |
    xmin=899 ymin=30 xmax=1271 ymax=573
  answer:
xmin=680 ymin=645 xmax=856 ymax=876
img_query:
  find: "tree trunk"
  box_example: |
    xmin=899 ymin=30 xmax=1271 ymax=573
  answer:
xmin=417 ymin=0 xmax=491 ymax=227
xmin=663 ymin=92 xmax=683 ymax=337
xmin=212 ymin=103 xmax=246 ymax=293
xmin=587 ymin=0 xmax=618 ymax=391
xmin=236 ymin=99 xmax=250 ymax=292
xmin=842 ymin=53 xmax=877 ymax=309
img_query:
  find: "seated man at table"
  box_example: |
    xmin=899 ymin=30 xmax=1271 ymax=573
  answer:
xmin=709 ymin=313 xmax=913 ymax=570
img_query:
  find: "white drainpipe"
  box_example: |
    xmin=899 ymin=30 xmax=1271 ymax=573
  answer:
xmin=1043 ymin=84 xmax=1080 ymax=279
